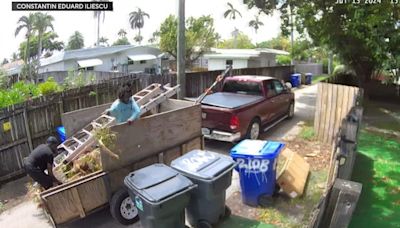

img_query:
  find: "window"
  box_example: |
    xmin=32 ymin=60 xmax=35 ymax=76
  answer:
xmin=273 ymin=80 xmax=284 ymax=95
xmin=86 ymin=66 xmax=94 ymax=71
xmin=140 ymin=60 xmax=147 ymax=64
xmin=226 ymin=60 xmax=233 ymax=65
xmin=128 ymin=59 xmax=134 ymax=65
xmin=222 ymin=80 xmax=262 ymax=96
xmin=265 ymin=81 xmax=277 ymax=98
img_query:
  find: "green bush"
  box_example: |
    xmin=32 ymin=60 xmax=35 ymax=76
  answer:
xmin=276 ymin=55 xmax=291 ymax=66
xmin=0 ymin=81 xmax=40 ymax=108
xmin=38 ymin=77 xmax=60 ymax=95
xmin=333 ymin=65 xmax=356 ymax=77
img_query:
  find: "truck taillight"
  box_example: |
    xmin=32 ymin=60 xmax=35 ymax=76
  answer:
xmin=230 ymin=115 xmax=240 ymax=130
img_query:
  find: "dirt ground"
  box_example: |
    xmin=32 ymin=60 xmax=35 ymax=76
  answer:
xmin=226 ymin=137 xmax=331 ymax=228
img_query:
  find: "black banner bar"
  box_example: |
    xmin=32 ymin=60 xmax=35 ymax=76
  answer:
xmin=12 ymin=1 xmax=113 ymax=11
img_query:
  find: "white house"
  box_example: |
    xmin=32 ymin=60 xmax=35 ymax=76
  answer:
xmin=39 ymin=45 xmax=164 ymax=74
xmin=203 ymin=48 xmax=289 ymax=71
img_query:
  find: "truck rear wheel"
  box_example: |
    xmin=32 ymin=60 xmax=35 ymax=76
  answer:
xmin=246 ymin=119 xmax=260 ymax=140
xmin=110 ymin=188 xmax=139 ymax=225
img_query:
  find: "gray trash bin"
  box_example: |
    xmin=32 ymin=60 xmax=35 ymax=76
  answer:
xmin=124 ymin=163 xmax=196 ymax=228
xmin=171 ymin=150 xmax=236 ymax=228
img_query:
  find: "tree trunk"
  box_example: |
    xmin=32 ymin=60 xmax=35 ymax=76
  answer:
xmin=36 ymin=32 xmax=43 ymax=83
xmin=354 ymin=63 xmax=373 ymax=100
xmin=139 ymin=28 xmax=141 ymax=45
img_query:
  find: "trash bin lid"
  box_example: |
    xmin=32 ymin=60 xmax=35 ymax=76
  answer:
xmin=230 ymin=140 xmax=285 ymax=159
xmin=171 ymin=150 xmax=235 ymax=181
xmin=124 ymin=163 xmax=194 ymax=203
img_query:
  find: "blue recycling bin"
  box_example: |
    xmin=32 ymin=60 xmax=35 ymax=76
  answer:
xmin=290 ymin=73 xmax=301 ymax=87
xmin=305 ymin=73 xmax=313 ymax=85
xmin=230 ymin=140 xmax=285 ymax=206
xmin=56 ymin=126 xmax=66 ymax=143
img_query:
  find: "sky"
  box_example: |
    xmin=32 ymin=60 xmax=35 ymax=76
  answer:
xmin=0 ymin=0 xmax=282 ymax=62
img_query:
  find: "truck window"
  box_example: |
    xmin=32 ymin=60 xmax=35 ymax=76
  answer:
xmin=222 ymin=80 xmax=262 ymax=96
xmin=266 ymin=81 xmax=277 ymax=98
xmin=273 ymin=80 xmax=284 ymax=95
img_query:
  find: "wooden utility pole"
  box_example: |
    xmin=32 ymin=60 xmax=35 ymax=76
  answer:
xmin=177 ymin=0 xmax=186 ymax=99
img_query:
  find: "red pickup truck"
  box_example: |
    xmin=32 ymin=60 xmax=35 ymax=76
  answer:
xmin=201 ymin=75 xmax=295 ymax=142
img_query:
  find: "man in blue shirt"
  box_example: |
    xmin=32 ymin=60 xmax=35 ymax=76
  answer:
xmin=107 ymin=83 xmax=141 ymax=124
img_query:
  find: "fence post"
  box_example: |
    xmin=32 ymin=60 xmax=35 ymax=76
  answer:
xmin=329 ymin=179 xmax=362 ymax=228
xmin=23 ymin=107 xmax=33 ymax=152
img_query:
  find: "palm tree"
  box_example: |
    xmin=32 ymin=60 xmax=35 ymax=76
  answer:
xmin=129 ymin=8 xmax=150 ymax=45
xmin=133 ymin=35 xmax=143 ymax=44
xmin=249 ymin=15 xmax=264 ymax=34
xmin=67 ymin=31 xmax=85 ymax=50
xmin=223 ymin=3 xmax=242 ymax=20
xmin=11 ymin=52 xmax=19 ymax=62
xmin=99 ymin=37 xmax=109 ymax=46
xmin=93 ymin=0 xmax=108 ymax=46
xmin=33 ymin=12 xmax=54 ymax=60
xmin=118 ymin=29 xmax=127 ymax=38
xmin=15 ymin=13 xmax=35 ymax=80
xmin=224 ymin=3 xmax=242 ymax=48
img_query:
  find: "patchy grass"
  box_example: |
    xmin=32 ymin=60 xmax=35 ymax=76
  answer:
xmin=350 ymin=130 xmax=400 ymax=228
xmin=363 ymin=100 xmax=400 ymax=133
xmin=312 ymin=75 xmax=330 ymax=84
xmin=298 ymin=122 xmax=316 ymax=141
xmin=299 ymin=125 xmax=315 ymax=141
xmin=258 ymin=168 xmax=328 ymax=228
xmin=0 ymin=201 xmax=4 ymax=213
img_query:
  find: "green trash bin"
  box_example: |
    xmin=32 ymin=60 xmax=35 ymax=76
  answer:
xmin=124 ymin=163 xmax=196 ymax=228
xmin=171 ymin=150 xmax=236 ymax=228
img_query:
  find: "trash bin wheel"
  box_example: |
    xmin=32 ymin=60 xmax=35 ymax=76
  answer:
xmin=197 ymin=220 xmax=212 ymax=228
xmin=110 ymin=188 xmax=139 ymax=225
xmin=223 ymin=205 xmax=232 ymax=219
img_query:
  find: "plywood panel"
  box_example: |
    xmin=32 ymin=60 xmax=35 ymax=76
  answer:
xmin=101 ymin=101 xmax=202 ymax=171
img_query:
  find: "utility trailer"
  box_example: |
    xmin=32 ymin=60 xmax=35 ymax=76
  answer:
xmin=39 ymin=99 xmax=203 ymax=226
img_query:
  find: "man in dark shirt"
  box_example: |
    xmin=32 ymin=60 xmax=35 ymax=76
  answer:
xmin=23 ymin=136 xmax=61 ymax=189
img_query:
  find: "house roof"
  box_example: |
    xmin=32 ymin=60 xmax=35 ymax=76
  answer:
xmin=1 ymin=60 xmax=24 ymax=76
xmin=40 ymin=45 xmax=159 ymax=67
xmin=204 ymin=48 xmax=289 ymax=59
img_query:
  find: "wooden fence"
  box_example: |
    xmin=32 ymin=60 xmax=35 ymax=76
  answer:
xmin=309 ymin=103 xmax=364 ymax=228
xmin=314 ymin=83 xmax=362 ymax=144
xmin=0 ymin=66 xmax=293 ymax=183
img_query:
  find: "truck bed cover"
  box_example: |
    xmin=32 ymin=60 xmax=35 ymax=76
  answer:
xmin=201 ymin=92 xmax=263 ymax=109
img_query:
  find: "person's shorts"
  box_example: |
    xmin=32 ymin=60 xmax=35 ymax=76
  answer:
xmin=23 ymin=158 xmax=53 ymax=190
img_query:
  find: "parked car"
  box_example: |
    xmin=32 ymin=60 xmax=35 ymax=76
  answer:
xmin=201 ymin=75 xmax=295 ymax=142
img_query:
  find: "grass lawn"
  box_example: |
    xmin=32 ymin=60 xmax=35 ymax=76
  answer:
xmin=350 ymin=130 xmax=400 ymax=228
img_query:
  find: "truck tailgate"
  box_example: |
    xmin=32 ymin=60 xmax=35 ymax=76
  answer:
xmin=201 ymin=105 xmax=233 ymax=132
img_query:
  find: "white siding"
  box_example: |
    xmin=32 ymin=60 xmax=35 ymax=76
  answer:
xmin=39 ymin=61 xmax=65 ymax=73
xmin=207 ymin=58 xmax=248 ymax=71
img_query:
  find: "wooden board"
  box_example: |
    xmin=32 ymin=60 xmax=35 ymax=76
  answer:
xmin=61 ymin=103 xmax=111 ymax=137
xmin=314 ymin=83 xmax=361 ymax=144
xmin=101 ymin=99 xmax=202 ymax=171
xmin=40 ymin=171 xmax=108 ymax=224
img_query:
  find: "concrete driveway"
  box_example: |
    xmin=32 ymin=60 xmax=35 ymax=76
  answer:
xmin=0 ymin=85 xmax=317 ymax=228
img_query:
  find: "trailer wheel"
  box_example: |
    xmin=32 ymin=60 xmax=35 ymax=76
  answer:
xmin=110 ymin=189 xmax=139 ymax=225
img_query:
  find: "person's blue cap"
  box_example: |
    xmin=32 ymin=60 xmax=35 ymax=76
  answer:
xmin=46 ymin=136 xmax=59 ymax=145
